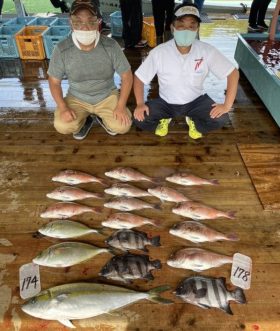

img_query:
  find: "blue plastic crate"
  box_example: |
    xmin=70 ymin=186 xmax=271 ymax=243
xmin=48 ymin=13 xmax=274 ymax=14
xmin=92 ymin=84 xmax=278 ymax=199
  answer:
xmin=0 ymin=25 xmax=23 ymax=58
xmin=5 ymin=17 xmax=36 ymax=27
xmin=30 ymin=17 xmax=58 ymax=26
xmin=110 ymin=11 xmax=122 ymax=37
xmin=50 ymin=18 xmax=70 ymax=27
xmin=0 ymin=58 xmax=22 ymax=78
xmin=42 ymin=26 xmax=71 ymax=59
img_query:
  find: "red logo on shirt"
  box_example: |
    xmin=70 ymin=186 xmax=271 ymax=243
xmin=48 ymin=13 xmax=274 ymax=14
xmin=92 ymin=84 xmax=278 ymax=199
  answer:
xmin=195 ymin=58 xmax=203 ymax=71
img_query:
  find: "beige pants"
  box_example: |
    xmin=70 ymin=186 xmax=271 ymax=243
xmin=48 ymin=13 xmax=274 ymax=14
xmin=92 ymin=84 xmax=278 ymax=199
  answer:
xmin=54 ymin=91 xmax=132 ymax=135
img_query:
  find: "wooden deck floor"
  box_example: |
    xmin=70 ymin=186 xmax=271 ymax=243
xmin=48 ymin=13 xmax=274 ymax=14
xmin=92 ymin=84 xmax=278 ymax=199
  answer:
xmin=0 ymin=19 xmax=280 ymax=331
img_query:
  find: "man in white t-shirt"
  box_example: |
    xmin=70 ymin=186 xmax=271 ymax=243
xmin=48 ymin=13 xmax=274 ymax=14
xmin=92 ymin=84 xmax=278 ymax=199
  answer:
xmin=133 ymin=3 xmax=239 ymax=139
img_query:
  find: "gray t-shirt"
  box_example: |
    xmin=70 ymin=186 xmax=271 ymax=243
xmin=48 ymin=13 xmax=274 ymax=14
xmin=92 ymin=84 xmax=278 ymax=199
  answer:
xmin=47 ymin=35 xmax=131 ymax=105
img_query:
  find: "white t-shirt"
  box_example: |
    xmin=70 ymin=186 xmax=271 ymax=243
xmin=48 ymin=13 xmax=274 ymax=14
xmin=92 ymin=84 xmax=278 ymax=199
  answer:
xmin=135 ymin=39 xmax=235 ymax=105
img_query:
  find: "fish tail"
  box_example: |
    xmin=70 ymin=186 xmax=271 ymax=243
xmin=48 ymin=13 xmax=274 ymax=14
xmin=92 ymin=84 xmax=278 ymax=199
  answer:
xmin=98 ymin=178 xmax=110 ymax=187
xmin=226 ymin=233 xmax=239 ymax=241
xmin=94 ymin=193 xmax=105 ymax=199
xmin=231 ymin=287 xmax=246 ymax=304
xmin=150 ymin=177 xmax=163 ymax=185
xmin=149 ymin=219 xmax=161 ymax=227
xmin=210 ymin=179 xmax=219 ymax=185
xmin=92 ymin=227 xmax=106 ymax=235
xmin=148 ymin=285 xmax=173 ymax=304
xmin=151 ymin=235 xmax=161 ymax=247
xmin=152 ymin=259 xmax=162 ymax=269
xmin=92 ymin=207 xmax=102 ymax=214
xmin=226 ymin=211 xmax=236 ymax=219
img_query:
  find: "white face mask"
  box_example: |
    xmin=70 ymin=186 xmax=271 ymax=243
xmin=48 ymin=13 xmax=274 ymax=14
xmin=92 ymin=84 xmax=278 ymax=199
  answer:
xmin=72 ymin=29 xmax=99 ymax=46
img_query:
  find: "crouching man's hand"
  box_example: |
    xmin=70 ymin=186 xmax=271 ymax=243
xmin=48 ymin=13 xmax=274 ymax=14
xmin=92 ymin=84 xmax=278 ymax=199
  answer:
xmin=59 ymin=106 xmax=77 ymax=123
xmin=113 ymin=106 xmax=132 ymax=126
xmin=134 ymin=104 xmax=149 ymax=121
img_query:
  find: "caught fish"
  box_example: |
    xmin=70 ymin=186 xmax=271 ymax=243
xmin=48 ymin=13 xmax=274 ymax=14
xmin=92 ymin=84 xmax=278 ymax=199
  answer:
xmin=105 ymin=229 xmax=160 ymax=252
xmin=172 ymin=201 xmax=235 ymax=220
xmin=40 ymin=202 xmax=101 ymax=219
xmin=33 ymin=242 xmax=110 ymax=267
xmin=148 ymin=186 xmax=190 ymax=203
xmin=104 ymin=197 xmax=160 ymax=211
xmin=104 ymin=183 xmax=151 ymax=198
xmin=52 ymin=169 xmax=107 ymax=186
xmin=22 ymin=283 xmax=172 ymax=328
xmin=102 ymin=212 xmax=160 ymax=229
xmin=167 ymin=248 xmax=233 ymax=272
xmin=175 ymin=276 xmax=246 ymax=315
xmin=38 ymin=220 xmax=102 ymax=239
xmin=169 ymin=221 xmax=239 ymax=243
xmin=46 ymin=186 xmax=103 ymax=201
xmin=100 ymin=253 xmax=162 ymax=283
xmin=105 ymin=167 xmax=158 ymax=183
xmin=166 ymin=173 xmax=219 ymax=186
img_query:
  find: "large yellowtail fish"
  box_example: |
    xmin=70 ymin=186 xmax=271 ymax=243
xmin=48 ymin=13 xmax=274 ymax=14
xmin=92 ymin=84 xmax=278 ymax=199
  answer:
xmin=22 ymin=283 xmax=172 ymax=328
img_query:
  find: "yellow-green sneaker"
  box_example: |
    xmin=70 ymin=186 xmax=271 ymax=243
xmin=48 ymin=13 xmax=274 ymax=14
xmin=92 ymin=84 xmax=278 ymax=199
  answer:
xmin=155 ymin=118 xmax=172 ymax=137
xmin=186 ymin=117 xmax=203 ymax=139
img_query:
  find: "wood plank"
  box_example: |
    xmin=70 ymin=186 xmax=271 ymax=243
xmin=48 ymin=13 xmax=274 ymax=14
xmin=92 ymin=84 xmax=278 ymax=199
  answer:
xmin=238 ymin=144 xmax=280 ymax=210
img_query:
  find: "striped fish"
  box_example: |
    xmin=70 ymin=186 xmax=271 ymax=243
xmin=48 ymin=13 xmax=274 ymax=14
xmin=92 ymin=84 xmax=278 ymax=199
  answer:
xmin=175 ymin=276 xmax=246 ymax=315
xmin=105 ymin=229 xmax=160 ymax=252
xmin=100 ymin=253 xmax=162 ymax=283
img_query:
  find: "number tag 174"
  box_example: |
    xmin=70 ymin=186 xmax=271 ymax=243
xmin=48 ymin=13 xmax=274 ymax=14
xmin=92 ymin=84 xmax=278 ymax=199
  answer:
xmin=19 ymin=263 xmax=41 ymax=299
xmin=230 ymin=253 xmax=252 ymax=290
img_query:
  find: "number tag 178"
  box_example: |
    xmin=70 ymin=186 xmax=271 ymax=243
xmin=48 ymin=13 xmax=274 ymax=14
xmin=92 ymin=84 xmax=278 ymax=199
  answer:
xmin=230 ymin=253 xmax=252 ymax=290
xmin=19 ymin=263 xmax=41 ymax=299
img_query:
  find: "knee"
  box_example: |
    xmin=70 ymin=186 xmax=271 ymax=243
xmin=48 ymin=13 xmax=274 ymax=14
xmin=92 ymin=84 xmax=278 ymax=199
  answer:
xmin=54 ymin=119 xmax=81 ymax=135
xmin=109 ymin=121 xmax=132 ymax=134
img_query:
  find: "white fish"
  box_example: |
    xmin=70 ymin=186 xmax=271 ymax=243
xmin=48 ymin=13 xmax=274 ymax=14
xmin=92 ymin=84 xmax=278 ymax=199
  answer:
xmin=40 ymin=202 xmax=101 ymax=219
xmin=148 ymin=186 xmax=190 ymax=203
xmin=47 ymin=186 xmax=103 ymax=201
xmin=105 ymin=167 xmax=158 ymax=183
xmin=166 ymin=173 xmax=219 ymax=186
xmin=38 ymin=220 xmax=102 ymax=239
xmin=22 ymin=283 xmax=172 ymax=328
xmin=169 ymin=221 xmax=239 ymax=243
xmin=33 ymin=242 xmax=110 ymax=267
xmin=104 ymin=183 xmax=151 ymax=197
xmin=172 ymin=201 xmax=235 ymax=220
xmin=104 ymin=197 xmax=160 ymax=211
xmin=167 ymin=248 xmax=233 ymax=272
xmin=102 ymin=212 xmax=160 ymax=229
xmin=52 ymin=170 xmax=107 ymax=186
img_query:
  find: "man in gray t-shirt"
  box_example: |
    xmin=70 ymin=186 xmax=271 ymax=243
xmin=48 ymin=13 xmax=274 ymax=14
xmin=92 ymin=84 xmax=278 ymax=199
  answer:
xmin=48 ymin=0 xmax=132 ymax=140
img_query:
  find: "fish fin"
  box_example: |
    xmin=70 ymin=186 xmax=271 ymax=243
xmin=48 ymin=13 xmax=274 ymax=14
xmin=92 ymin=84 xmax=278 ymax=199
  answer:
xmin=149 ymin=219 xmax=161 ymax=228
xmin=151 ymin=235 xmax=161 ymax=247
xmin=92 ymin=207 xmax=102 ymax=214
xmin=148 ymin=285 xmax=173 ymax=304
xmin=152 ymin=259 xmax=162 ymax=269
xmin=196 ymin=303 xmax=211 ymax=310
xmin=210 ymin=179 xmax=219 ymax=185
xmin=194 ymin=288 xmax=207 ymax=299
xmin=221 ymin=304 xmax=233 ymax=315
xmin=226 ymin=233 xmax=239 ymax=241
xmin=144 ymin=273 xmax=154 ymax=281
xmin=226 ymin=211 xmax=236 ymax=219
xmin=58 ymin=319 xmax=76 ymax=328
xmin=231 ymin=287 xmax=246 ymax=304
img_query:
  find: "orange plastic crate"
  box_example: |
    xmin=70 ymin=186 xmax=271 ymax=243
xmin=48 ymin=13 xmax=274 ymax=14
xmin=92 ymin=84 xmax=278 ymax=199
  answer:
xmin=15 ymin=26 xmax=48 ymax=60
xmin=142 ymin=17 xmax=156 ymax=48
